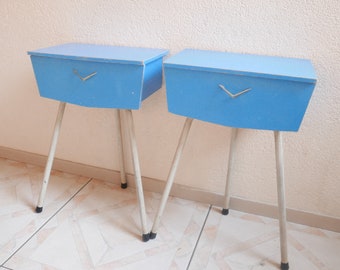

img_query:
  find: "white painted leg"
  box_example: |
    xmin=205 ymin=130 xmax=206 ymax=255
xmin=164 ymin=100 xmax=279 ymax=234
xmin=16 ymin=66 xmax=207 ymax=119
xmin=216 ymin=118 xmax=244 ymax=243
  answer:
xmin=114 ymin=109 xmax=127 ymax=188
xmin=222 ymin=128 xmax=238 ymax=215
xmin=125 ymin=109 xmax=149 ymax=242
xmin=274 ymin=131 xmax=289 ymax=270
xmin=150 ymin=117 xmax=193 ymax=239
xmin=36 ymin=102 xmax=66 ymax=213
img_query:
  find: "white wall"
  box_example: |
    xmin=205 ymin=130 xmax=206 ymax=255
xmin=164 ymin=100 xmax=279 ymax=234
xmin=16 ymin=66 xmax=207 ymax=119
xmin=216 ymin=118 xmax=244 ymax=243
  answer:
xmin=1 ymin=1 xmax=339 ymax=218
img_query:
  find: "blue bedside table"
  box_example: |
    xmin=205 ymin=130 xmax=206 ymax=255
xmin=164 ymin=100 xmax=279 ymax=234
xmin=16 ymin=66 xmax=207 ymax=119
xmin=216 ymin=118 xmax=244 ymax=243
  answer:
xmin=28 ymin=43 xmax=168 ymax=242
xmin=150 ymin=49 xmax=317 ymax=268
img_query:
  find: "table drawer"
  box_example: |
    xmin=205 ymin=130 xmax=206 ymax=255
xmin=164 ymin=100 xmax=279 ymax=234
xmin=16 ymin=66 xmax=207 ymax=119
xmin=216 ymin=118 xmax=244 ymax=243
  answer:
xmin=31 ymin=56 xmax=143 ymax=108
xmin=164 ymin=49 xmax=317 ymax=131
xmin=165 ymin=68 xmax=315 ymax=131
xmin=28 ymin=43 xmax=168 ymax=109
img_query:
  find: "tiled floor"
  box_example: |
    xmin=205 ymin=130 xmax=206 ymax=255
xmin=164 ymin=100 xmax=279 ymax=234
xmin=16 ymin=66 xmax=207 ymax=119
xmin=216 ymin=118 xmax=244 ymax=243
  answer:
xmin=0 ymin=157 xmax=339 ymax=270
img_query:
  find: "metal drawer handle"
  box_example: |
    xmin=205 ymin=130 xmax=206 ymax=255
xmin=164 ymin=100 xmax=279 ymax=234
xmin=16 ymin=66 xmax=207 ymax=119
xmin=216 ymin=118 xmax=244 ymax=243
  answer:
xmin=219 ymin=84 xmax=251 ymax=98
xmin=73 ymin=69 xmax=97 ymax=81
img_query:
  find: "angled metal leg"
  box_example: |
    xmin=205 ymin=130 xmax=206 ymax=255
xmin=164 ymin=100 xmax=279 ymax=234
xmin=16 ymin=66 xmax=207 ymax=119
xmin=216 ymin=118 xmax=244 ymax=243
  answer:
xmin=222 ymin=128 xmax=238 ymax=215
xmin=36 ymin=102 xmax=66 ymax=213
xmin=125 ymin=109 xmax=149 ymax=242
xmin=114 ymin=109 xmax=127 ymax=188
xmin=150 ymin=117 xmax=193 ymax=239
xmin=274 ymin=131 xmax=289 ymax=270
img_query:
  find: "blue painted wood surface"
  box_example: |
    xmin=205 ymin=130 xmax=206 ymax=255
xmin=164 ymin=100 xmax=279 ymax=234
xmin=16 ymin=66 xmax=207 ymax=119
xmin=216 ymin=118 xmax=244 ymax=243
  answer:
xmin=28 ymin=43 xmax=168 ymax=109
xmin=164 ymin=49 xmax=317 ymax=131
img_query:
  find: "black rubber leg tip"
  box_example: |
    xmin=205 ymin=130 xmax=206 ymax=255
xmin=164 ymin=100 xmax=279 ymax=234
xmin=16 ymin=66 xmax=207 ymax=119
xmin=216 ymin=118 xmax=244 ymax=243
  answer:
xmin=280 ymin=262 xmax=289 ymax=270
xmin=149 ymin=232 xmax=157 ymax=240
xmin=142 ymin=233 xmax=150 ymax=242
xmin=121 ymin=183 xmax=128 ymax=189
xmin=222 ymin=208 xmax=229 ymax=215
xmin=35 ymin=206 xmax=43 ymax=213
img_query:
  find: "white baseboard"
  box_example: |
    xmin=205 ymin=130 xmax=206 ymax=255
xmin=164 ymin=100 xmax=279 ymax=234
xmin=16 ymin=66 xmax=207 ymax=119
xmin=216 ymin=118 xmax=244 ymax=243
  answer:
xmin=1 ymin=146 xmax=339 ymax=233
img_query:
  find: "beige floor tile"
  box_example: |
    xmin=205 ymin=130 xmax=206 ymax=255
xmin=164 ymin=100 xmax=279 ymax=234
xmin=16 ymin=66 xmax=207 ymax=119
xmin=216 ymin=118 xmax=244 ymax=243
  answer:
xmin=189 ymin=206 xmax=340 ymax=270
xmin=0 ymin=158 xmax=90 ymax=264
xmin=1 ymin=158 xmax=340 ymax=270
xmin=4 ymin=178 xmax=209 ymax=270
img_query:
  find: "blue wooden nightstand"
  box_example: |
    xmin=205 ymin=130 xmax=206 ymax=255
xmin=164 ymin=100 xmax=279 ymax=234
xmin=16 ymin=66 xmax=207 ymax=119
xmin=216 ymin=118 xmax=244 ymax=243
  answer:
xmin=150 ymin=49 xmax=317 ymax=269
xmin=28 ymin=43 xmax=168 ymax=242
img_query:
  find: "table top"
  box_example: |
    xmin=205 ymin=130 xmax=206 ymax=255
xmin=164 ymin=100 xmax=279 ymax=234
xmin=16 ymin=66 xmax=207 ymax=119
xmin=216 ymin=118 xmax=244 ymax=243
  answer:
xmin=165 ymin=49 xmax=316 ymax=83
xmin=28 ymin=43 xmax=168 ymax=65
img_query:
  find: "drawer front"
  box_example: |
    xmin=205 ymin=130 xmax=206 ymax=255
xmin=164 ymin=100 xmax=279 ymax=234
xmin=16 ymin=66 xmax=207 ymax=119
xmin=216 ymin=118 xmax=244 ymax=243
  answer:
xmin=165 ymin=68 xmax=315 ymax=131
xmin=30 ymin=56 xmax=144 ymax=109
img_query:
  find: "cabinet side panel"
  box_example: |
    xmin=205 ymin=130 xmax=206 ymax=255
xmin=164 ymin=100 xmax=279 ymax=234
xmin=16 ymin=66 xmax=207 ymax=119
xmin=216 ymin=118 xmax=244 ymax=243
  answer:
xmin=141 ymin=58 xmax=164 ymax=101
